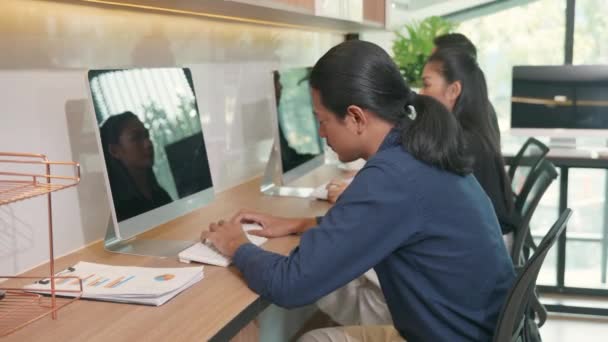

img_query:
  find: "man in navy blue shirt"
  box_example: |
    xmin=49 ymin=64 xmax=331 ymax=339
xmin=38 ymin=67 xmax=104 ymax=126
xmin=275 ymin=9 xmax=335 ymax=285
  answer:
xmin=201 ymin=41 xmax=515 ymax=341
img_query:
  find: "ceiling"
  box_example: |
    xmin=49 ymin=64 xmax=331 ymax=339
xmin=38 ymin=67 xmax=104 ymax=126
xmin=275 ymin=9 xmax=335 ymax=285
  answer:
xmin=392 ymin=0 xmax=453 ymax=12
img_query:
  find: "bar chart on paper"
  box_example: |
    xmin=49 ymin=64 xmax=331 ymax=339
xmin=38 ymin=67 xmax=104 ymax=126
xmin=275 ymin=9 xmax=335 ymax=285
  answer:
xmin=24 ymin=262 xmax=204 ymax=306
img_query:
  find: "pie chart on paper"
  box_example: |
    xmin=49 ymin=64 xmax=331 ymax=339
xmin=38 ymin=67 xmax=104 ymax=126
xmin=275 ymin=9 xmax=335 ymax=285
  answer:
xmin=154 ymin=274 xmax=175 ymax=281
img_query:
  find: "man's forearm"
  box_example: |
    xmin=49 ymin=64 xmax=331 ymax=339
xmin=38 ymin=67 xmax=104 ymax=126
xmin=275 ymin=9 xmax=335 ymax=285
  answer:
xmin=293 ymin=217 xmax=318 ymax=234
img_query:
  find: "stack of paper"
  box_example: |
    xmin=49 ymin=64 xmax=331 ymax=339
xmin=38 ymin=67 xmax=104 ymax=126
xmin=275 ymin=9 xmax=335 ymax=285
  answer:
xmin=24 ymin=261 xmax=204 ymax=306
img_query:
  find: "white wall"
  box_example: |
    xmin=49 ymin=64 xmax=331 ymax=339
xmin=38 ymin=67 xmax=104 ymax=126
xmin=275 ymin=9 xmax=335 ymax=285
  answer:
xmin=0 ymin=0 xmax=341 ymax=275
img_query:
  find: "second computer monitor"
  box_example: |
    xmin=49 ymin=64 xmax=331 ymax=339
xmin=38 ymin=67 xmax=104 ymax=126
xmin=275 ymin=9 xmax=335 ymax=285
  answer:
xmin=273 ymin=67 xmax=324 ymax=184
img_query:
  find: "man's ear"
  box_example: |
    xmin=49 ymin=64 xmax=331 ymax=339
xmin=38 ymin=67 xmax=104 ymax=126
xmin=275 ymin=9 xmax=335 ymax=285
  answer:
xmin=345 ymin=105 xmax=368 ymax=135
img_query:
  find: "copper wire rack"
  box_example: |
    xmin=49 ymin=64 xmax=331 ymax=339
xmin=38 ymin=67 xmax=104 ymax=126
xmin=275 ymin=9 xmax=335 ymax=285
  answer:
xmin=0 ymin=152 xmax=81 ymax=337
xmin=0 ymin=276 xmax=83 ymax=336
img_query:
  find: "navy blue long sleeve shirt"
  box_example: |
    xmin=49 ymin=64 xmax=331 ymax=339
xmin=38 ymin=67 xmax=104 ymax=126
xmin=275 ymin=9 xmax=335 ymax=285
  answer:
xmin=234 ymin=130 xmax=515 ymax=341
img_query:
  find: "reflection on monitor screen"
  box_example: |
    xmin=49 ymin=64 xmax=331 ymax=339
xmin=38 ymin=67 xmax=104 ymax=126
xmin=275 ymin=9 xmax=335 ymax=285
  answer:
xmin=165 ymin=131 xmax=212 ymax=198
xmin=88 ymin=68 xmax=214 ymax=250
xmin=273 ymin=67 xmax=324 ymax=182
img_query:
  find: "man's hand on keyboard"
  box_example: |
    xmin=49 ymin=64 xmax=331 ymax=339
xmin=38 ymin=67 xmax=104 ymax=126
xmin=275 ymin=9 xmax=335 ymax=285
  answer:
xmin=200 ymin=220 xmax=250 ymax=257
xmin=230 ymin=210 xmax=317 ymax=237
xmin=326 ymin=179 xmax=349 ymax=204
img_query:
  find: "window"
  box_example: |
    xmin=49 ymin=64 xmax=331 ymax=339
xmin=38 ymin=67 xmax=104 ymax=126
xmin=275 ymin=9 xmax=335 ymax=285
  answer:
xmin=458 ymin=0 xmax=566 ymax=132
xmin=458 ymin=0 xmax=567 ymax=286
xmin=574 ymin=0 xmax=608 ymax=64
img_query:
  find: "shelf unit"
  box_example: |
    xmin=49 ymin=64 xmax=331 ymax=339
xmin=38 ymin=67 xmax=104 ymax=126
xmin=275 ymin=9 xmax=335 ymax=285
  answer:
xmin=0 ymin=152 xmax=82 ymax=337
xmin=58 ymin=0 xmax=388 ymax=32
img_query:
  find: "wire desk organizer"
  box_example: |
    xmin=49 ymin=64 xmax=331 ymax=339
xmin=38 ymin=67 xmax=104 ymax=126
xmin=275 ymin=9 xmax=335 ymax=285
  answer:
xmin=0 ymin=152 xmax=82 ymax=337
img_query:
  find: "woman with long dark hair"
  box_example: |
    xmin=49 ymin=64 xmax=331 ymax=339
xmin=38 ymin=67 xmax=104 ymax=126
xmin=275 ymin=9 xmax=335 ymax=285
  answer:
xmin=202 ymin=41 xmax=515 ymax=341
xmin=420 ymin=48 xmax=518 ymax=252
xmin=100 ymin=111 xmax=172 ymax=221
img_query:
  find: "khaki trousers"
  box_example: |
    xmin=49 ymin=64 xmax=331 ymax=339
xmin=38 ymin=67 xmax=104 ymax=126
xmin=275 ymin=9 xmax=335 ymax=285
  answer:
xmin=298 ymin=325 xmax=405 ymax=342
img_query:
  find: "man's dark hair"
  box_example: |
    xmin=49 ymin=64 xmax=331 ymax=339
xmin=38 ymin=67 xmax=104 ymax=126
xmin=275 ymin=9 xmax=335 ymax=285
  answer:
xmin=310 ymin=40 xmax=472 ymax=176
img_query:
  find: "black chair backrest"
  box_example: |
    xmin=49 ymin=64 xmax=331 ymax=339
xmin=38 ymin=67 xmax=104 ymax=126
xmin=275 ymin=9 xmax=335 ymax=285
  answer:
xmin=493 ymin=208 xmax=572 ymax=342
xmin=511 ymin=159 xmax=558 ymax=266
xmin=508 ymin=138 xmax=550 ymax=198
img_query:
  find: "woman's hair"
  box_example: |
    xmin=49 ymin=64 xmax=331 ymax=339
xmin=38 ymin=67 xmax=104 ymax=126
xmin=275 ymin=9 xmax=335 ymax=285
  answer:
xmin=100 ymin=111 xmax=140 ymax=160
xmin=99 ymin=111 xmax=162 ymax=199
xmin=309 ymin=40 xmax=471 ymax=176
xmin=427 ymin=48 xmax=500 ymax=155
xmin=433 ymin=33 xmax=477 ymax=59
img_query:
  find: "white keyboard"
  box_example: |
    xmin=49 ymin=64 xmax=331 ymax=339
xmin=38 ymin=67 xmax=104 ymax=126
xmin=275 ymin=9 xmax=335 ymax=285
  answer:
xmin=311 ymin=177 xmax=354 ymax=200
xmin=311 ymin=183 xmax=330 ymax=200
xmin=178 ymin=224 xmax=267 ymax=267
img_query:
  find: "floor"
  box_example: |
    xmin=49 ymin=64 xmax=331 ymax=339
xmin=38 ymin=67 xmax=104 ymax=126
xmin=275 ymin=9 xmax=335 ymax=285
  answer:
xmin=539 ymin=293 xmax=608 ymax=341
xmin=541 ymin=313 xmax=608 ymax=341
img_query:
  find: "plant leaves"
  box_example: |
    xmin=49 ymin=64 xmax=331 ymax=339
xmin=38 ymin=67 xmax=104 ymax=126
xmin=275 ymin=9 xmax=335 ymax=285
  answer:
xmin=392 ymin=16 xmax=458 ymax=87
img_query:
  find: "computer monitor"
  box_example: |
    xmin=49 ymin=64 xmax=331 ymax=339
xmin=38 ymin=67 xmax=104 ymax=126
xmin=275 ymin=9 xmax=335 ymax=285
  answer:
xmin=510 ymin=64 xmax=608 ymax=147
xmin=87 ymin=67 xmax=214 ymax=257
xmin=261 ymin=67 xmax=325 ymax=197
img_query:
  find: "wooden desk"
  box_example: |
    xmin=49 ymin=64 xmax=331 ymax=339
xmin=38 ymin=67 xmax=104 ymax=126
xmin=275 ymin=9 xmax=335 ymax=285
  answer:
xmin=4 ymin=165 xmax=351 ymax=342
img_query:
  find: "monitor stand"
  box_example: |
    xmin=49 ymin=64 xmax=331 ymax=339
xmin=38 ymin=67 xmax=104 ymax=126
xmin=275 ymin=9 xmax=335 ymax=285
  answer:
xmin=549 ymin=137 xmax=577 ymax=149
xmin=104 ymin=218 xmax=194 ymax=258
xmin=260 ymin=140 xmax=314 ymax=198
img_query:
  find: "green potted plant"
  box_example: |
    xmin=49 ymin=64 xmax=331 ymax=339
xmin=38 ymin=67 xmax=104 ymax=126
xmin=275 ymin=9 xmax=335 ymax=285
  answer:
xmin=392 ymin=16 xmax=457 ymax=88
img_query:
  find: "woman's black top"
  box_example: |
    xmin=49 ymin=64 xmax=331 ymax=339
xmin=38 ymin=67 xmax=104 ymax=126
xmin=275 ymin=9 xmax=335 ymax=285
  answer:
xmin=467 ymin=132 xmax=519 ymax=235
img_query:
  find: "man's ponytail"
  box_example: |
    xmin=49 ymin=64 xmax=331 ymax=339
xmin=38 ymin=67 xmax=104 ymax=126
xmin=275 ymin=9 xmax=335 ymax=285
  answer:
xmin=400 ymin=93 xmax=472 ymax=176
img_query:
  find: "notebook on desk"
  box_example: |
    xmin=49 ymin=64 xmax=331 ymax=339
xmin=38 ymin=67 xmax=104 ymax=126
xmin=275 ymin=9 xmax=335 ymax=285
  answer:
xmin=178 ymin=223 xmax=268 ymax=267
xmin=24 ymin=261 xmax=204 ymax=306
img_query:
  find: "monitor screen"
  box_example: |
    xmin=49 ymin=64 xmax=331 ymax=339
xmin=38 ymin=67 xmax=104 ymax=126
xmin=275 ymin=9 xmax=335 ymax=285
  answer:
xmin=273 ymin=67 xmax=324 ymax=182
xmin=165 ymin=131 xmax=212 ymax=198
xmin=88 ymin=67 xmax=214 ymax=241
xmin=511 ymin=65 xmax=608 ymax=130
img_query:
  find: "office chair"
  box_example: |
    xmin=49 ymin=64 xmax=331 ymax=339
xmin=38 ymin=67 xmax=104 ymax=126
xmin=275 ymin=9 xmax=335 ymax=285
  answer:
xmin=510 ymin=159 xmax=559 ymax=330
xmin=511 ymin=159 xmax=558 ymax=267
xmin=493 ymin=208 xmax=572 ymax=342
xmin=508 ymin=138 xmax=550 ymax=200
